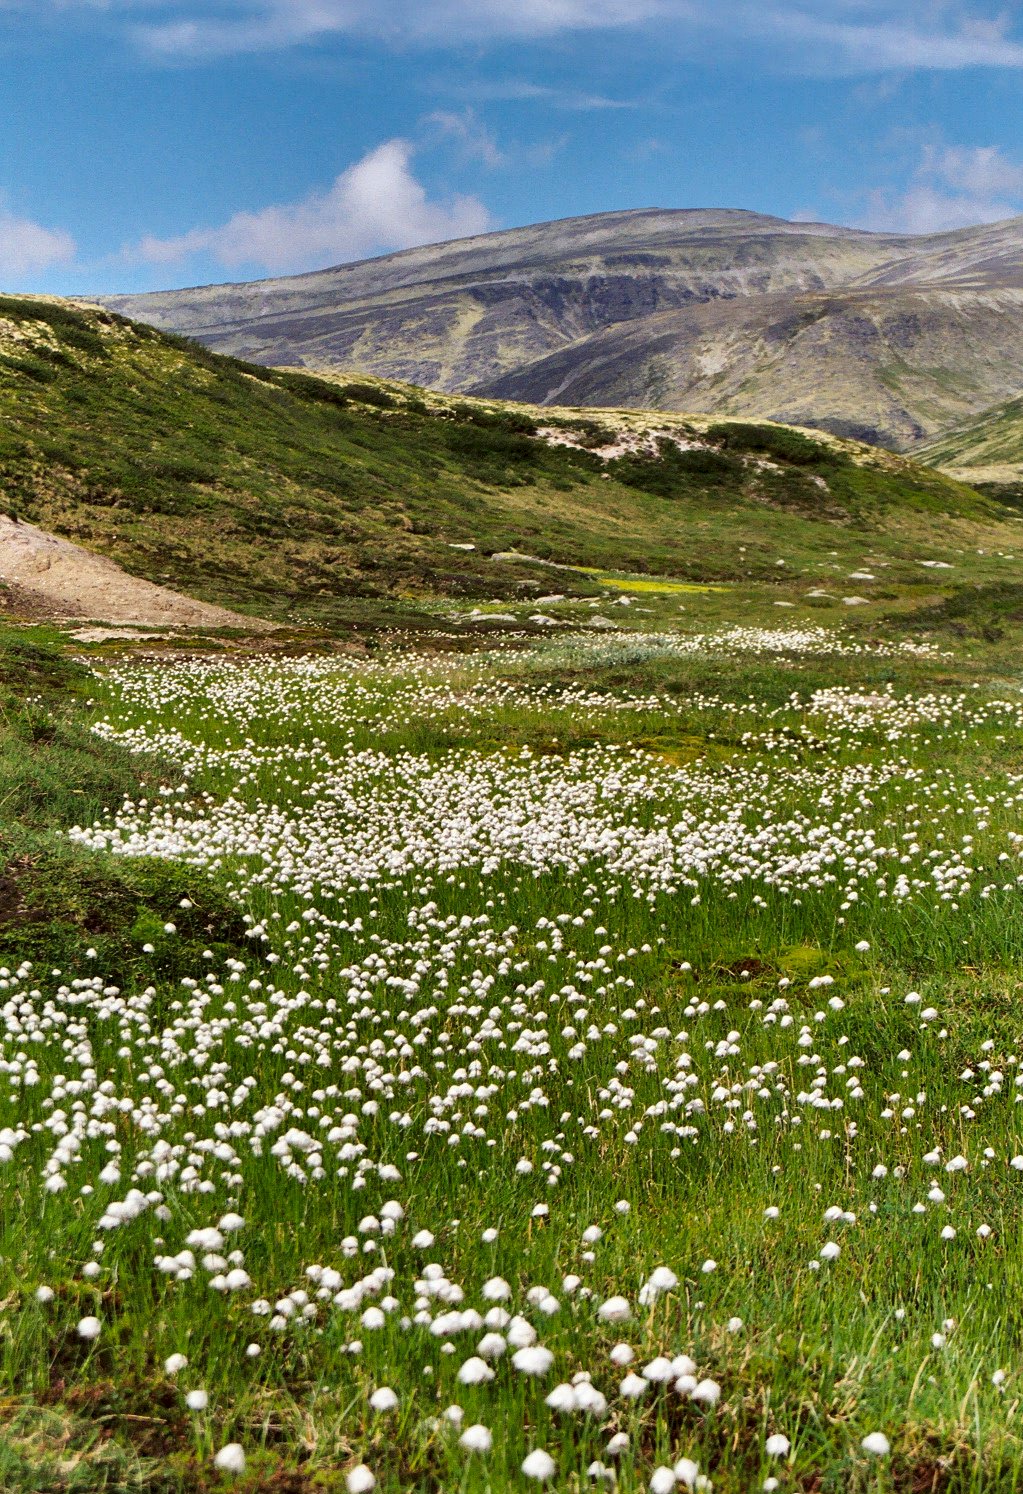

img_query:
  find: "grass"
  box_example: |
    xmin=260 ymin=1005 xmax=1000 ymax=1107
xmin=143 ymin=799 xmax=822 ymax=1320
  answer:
xmin=0 ymin=623 xmax=250 ymax=996
xmin=3 ymin=595 xmax=1023 ymax=1489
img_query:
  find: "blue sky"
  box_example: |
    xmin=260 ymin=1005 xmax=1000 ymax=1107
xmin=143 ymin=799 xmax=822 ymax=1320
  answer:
xmin=2 ymin=1 xmax=1023 ymax=295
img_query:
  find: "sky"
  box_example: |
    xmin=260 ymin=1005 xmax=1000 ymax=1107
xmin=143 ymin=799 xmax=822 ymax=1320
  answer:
xmin=2 ymin=1 xmax=1023 ymax=295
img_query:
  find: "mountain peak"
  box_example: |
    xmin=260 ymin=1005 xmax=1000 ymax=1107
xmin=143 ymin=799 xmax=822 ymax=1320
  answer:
xmin=97 ymin=208 xmax=1023 ymax=450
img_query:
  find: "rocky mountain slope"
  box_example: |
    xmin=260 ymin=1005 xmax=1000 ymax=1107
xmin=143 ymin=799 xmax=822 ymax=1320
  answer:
xmin=0 ymin=294 xmax=1014 ymax=631
xmin=99 ymin=208 xmax=1023 ymax=449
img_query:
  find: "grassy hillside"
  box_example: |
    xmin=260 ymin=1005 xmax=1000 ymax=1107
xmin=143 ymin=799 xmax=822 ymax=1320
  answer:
xmin=918 ymin=393 xmax=1023 ymax=494
xmin=0 ymin=294 xmax=1019 ymax=630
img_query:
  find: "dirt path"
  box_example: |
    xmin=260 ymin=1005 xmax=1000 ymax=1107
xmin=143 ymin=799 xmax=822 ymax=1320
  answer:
xmin=0 ymin=516 xmax=274 ymax=631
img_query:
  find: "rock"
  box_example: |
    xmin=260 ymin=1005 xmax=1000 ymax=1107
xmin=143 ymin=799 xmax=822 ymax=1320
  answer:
xmin=0 ymin=515 xmax=274 ymax=631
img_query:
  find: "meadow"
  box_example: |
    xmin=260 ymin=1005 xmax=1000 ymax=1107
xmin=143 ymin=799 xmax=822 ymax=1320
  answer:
xmin=3 ymin=588 xmax=1023 ymax=1493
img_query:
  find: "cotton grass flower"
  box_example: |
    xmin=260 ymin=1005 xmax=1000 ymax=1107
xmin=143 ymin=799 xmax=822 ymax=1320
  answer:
xmin=673 ymin=1457 xmax=699 ymax=1488
xmin=861 ymin=1433 xmax=890 ymax=1456
xmin=213 ymin=1443 xmax=246 ymax=1475
xmin=459 ymin=1424 xmax=492 ymax=1452
xmin=597 ymin=1295 xmax=632 ymax=1323
xmin=457 ymin=1356 xmax=494 ymax=1385
xmin=76 ymin=1316 xmax=101 ymax=1341
xmin=522 ymin=1449 xmax=556 ymax=1481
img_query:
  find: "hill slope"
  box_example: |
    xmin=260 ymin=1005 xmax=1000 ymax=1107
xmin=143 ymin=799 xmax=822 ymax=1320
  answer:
xmin=0 ymin=294 xmax=1015 ymax=630
xmin=479 ymin=284 xmax=1023 ymax=448
xmin=98 ymin=208 xmax=1023 ymax=449
xmin=917 ymin=395 xmax=1023 ymax=491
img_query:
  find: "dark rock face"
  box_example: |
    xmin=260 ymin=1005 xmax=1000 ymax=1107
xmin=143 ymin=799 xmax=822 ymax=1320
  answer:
xmin=98 ymin=207 xmax=1023 ymax=449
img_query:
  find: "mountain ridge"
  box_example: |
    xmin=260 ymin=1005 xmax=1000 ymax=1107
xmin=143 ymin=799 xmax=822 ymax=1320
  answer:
xmin=96 ymin=208 xmax=1023 ymax=451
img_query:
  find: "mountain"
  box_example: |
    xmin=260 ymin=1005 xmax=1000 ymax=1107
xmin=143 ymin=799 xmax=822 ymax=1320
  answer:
xmin=97 ymin=208 xmax=1023 ymax=449
xmin=0 ymin=294 xmax=1010 ymax=632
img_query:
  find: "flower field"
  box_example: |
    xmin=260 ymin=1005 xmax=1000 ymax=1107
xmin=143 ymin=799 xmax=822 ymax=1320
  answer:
xmin=6 ymin=619 xmax=1023 ymax=1491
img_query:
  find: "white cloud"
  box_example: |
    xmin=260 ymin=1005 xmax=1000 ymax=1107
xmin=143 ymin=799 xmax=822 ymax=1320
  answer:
xmin=132 ymin=0 xmax=668 ymax=56
xmin=758 ymin=6 xmax=1023 ymax=74
xmin=0 ymin=206 xmax=76 ymax=277
xmin=131 ymin=138 xmax=493 ymax=274
xmin=423 ymin=109 xmax=505 ymax=168
xmin=861 ymin=144 xmax=1023 ymax=233
xmin=36 ymin=0 xmax=1023 ymax=75
xmin=937 ymin=144 xmax=1023 ymax=196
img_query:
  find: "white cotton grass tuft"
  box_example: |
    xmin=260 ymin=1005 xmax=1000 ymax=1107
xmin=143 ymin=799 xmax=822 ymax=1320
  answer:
xmin=186 ymin=1389 xmax=209 ymax=1411
xmin=765 ymin=1434 xmax=790 ymax=1457
xmin=674 ymin=1457 xmax=699 ymax=1488
xmin=638 ymin=1266 xmax=678 ymax=1304
xmin=213 ymin=1443 xmax=246 ymax=1474
xmin=76 ymin=1316 xmax=101 ymax=1341
xmin=459 ymin=1424 xmax=492 ymax=1452
xmin=522 ymin=1449 xmax=557 ymax=1481
xmin=512 ymin=1345 xmax=554 ymax=1376
xmin=597 ymin=1295 xmax=632 ymax=1323
xmin=369 ymin=1386 xmax=399 ymax=1411
xmin=861 ymin=1432 xmax=891 ymax=1456
xmin=546 ymin=1382 xmax=578 ymax=1412
xmin=346 ymin=1466 xmax=376 ymax=1494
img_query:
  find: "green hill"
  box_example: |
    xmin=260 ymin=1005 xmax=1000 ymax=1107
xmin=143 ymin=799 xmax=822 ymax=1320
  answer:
xmin=917 ymin=394 xmax=1023 ymax=495
xmin=0 ymin=293 xmax=1016 ymax=630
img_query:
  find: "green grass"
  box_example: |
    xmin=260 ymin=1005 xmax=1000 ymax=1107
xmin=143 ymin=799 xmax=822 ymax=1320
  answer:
xmin=3 ymin=605 xmax=1023 ymax=1488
